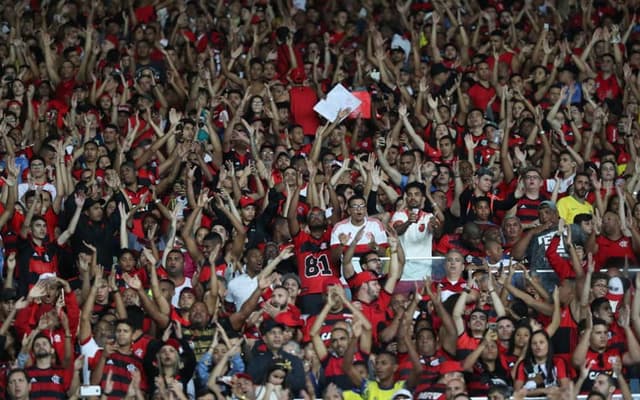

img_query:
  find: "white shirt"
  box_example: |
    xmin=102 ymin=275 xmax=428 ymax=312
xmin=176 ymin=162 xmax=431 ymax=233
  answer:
xmin=226 ymin=273 xmax=258 ymax=311
xmin=330 ymin=217 xmax=388 ymax=273
xmin=18 ymin=182 xmax=57 ymax=201
xmin=390 ymin=209 xmax=434 ymax=258
xmin=391 ymin=209 xmax=434 ymax=280
xmin=171 ymin=277 xmax=192 ymax=307
xmin=545 ymin=173 xmax=575 ymax=194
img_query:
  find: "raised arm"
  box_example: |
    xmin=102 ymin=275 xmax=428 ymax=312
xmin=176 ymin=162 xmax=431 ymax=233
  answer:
xmin=57 ymin=193 xmax=86 ymax=246
xmin=342 ymin=227 xmax=365 ymax=280
xmin=424 ymin=278 xmax=457 ymax=355
xmin=452 ymin=291 xmax=468 ymax=335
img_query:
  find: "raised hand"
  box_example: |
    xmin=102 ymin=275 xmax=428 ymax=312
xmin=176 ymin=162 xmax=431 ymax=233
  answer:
xmin=123 ymin=273 xmax=142 ymax=290
xmin=28 ymin=281 xmax=47 ymax=300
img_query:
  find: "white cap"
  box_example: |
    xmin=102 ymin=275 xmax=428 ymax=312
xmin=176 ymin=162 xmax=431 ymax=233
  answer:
xmin=392 ymin=389 xmax=413 ymax=400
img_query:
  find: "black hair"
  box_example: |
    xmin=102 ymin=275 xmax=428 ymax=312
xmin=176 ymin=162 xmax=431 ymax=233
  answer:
xmin=590 ymin=297 xmax=611 ymax=315
xmin=574 ymin=213 xmax=593 ymax=225
xmin=358 ymin=251 xmax=379 ymax=268
xmin=508 ymin=322 xmax=532 ymax=358
xmin=125 ymin=306 xmax=145 ymax=330
xmin=7 ymin=368 xmax=29 ymax=383
xmin=375 ymin=350 xmax=398 ymax=363
xmin=523 ymin=330 xmax=558 ymax=387
xmin=114 ymin=318 xmax=134 ymax=330
xmin=347 ymin=194 xmax=366 ymax=208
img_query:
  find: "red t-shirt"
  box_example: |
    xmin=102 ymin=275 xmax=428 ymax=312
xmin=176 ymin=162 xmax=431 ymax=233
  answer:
xmin=292 ymin=229 xmax=337 ymax=295
xmin=595 ymin=235 xmax=636 ymax=270
xmin=468 ymin=82 xmax=497 ymax=112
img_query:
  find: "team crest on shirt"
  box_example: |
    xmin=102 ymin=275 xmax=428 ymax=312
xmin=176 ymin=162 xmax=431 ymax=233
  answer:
xmin=53 ymin=334 xmax=61 ymax=343
xmin=106 ymin=360 xmax=114 ymax=365
xmin=320 ymin=243 xmax=327 ymax=250
xmin=480 ymin=139 xmax=488 ymax=146
xmin=135 ymin=348 xmax=143 ymax=357
xmin=127 ymin=364 xmax=137 ymax=372
xmin=51 ymin=375 xmax=61 ymax=384
xmin=620 ymin=240 xmax=628 ymax=248
xmin=419 ymin=224 xmax=426 ymax=232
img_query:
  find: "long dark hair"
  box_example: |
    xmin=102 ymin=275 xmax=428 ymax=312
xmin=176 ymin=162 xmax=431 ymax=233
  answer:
xmin=523 ymin=330 xmax=558 ymax=387
xmin=508 ymin=323 xmax=532 ymax=356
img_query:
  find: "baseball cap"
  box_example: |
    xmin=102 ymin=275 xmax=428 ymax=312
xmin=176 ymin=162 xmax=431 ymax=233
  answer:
xmin=475 ymin=167 xmax=494 ymax=178
xmin=538 ymin=200 xmax=557 ymax=210
xmin=392 ymin=389 xmax=414 ymax=400
xmin=162 ymin=338 xmax=182 ymax=353
xmin=234 ymin=373 xmax=254 ymax=383
xmin=350 ymin=271 xmax=378 ymax=288
xmin=83 ymin=198 xmax=105 ymax=211
xmin=260 ymin=319 xmax=285 ymax=335
xmin=239 ymin=196 xmax=256 ymax=208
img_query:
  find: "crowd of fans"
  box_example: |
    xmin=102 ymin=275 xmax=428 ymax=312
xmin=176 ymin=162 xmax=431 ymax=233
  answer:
xmin=2 ymin=0 xmax=640 ymax=399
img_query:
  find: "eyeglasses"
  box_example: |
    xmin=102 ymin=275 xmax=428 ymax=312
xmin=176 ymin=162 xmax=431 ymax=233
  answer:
xmin=525 ymin=175 xmax=541 ymax=180
xmin=350 ymin=204 xmax=366 ymax=209
xmin=31 ymin=162 xmax=44 ymax=167
xmin=366 ymin=258 xmax=381 ymax=263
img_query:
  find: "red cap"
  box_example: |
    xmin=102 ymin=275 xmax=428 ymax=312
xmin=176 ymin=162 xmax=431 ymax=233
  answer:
xmin=234 ymin=373 xmax=254 ymax=383
xmin=350 ymin=271 xmax=378 ymax=288
xmin=239 ymin=196 xmax=256 ymax=208
xmin=162 ymin=338 xmax=182 ymax=352
xmin=618 ymin=153 xmax=629 ymax=164
xmin=439 ymin=360 xmax=463 ymax=375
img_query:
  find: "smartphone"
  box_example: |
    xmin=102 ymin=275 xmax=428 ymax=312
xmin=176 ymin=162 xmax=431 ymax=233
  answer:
xmin=543 ymin=23 xmax=549 ymax=31
xmin=80 ymin=386 xmax=102 ymax=397
xmin=488 ymin=322 xmax=497 ymax=330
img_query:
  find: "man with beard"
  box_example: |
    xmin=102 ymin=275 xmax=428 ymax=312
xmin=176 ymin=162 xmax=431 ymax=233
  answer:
xmin=392 ymin=182 xmax=442 ymax=280
xmin=347 ymin=234 xmax=403 ymax=343
xmin=309 ymin=285 xmax=372 ymax=390
xmin=90 ymin=319 xmax=148 ymax=398
xmin=288 ymin=177 xmax=338 ymax=314
xmin=557 ymin=172 xmax=593 ymax=223
xmin=26 ymin=328 xmax=81 ymax=398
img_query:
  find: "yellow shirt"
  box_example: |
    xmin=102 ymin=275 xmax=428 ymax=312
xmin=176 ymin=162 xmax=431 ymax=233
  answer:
xmin=343 ymin=390 xmax=364 ymax=400
xmin=363 ymin=380 xmax=407 ymax=400
xmin=556 ymin=196 xmax=593 ymax=223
